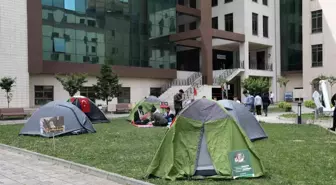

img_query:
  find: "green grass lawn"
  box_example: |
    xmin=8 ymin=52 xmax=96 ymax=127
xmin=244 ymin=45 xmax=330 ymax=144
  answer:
xmin=1 ymin=119 xmax=336 ymax=185
xmin=280 ymin=113 xmax=332 ymax=120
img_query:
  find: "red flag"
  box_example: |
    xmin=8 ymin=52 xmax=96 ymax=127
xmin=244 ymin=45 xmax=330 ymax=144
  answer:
xmin=79 ymin=98 xmax=91 ymax=113
xmin=193 ymin=87 xmax=197 ymax=96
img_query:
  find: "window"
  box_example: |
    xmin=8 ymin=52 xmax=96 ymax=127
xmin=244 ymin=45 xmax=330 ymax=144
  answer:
xmin=64 ymin=0 xmax=75 ymax=11
xmin=34 ymin=86 xmax=54 ymax=105
xmin=53 ymin=38 xmax=65 ymax=53
xmin=252 ymin=13 xmax=258 ymax=35
xmin=91 ymin=46 xmax=96 ymax=53
xmin=178 ymin=24 xmax=185 ymax=32
xmin=189 ymin=22 xmax=197 ymax=30
xmin=225 ymin=13 xmax=233 ymax=32
xmin=263 ymin=16 xmax=268 ymax=37
xmin=212 ymin=17 xmax=218 ymax=29
xmin=190 ymin=0 xmax=196 ymax=8
xmin=311 ymin=10 xmax=322 ymax=33
xmin=312 ymin=44 xmax=323 ymax=67
xmin=118 ymin=87 xmax=131 ymax=103
xmin=212 ymin=0 xmax=218 ymax=7
xmin=262 ymin=0 xmax=268 ymax=5
xmin=225 ymin=0 xmax=233 ymax=3
xmin=150 ymin=88 xmax=162 ymax=97
xmin=80 ymin=87 xmax=96 ymax=102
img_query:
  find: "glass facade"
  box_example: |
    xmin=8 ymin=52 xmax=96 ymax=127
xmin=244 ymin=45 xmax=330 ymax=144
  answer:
xmin=280 ymin=0 xmax=302 ymax=71
xmin=41 ymin=0 xmax=177 ymax=69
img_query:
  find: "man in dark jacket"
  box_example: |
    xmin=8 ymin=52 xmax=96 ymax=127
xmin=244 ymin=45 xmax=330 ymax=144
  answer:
xmin=329 ymin=93 xmax=336 ymax=131
xmin=262 ymin=93 xmax=271 ymax=117
xmin=174 ymin=89 xmax=184 ymax=115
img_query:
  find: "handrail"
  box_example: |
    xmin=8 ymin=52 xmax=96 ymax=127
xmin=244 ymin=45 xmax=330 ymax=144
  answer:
xmin=160 ymin=72 xmax=202 ymax=94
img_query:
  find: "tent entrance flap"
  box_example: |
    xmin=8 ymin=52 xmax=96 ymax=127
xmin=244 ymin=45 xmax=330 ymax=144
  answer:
xmin=194 ymin=131 xmax=217 ymax=176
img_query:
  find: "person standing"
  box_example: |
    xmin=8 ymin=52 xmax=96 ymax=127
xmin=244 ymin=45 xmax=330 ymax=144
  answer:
xmin=254 ymin=94 xmax=262 ymax=115
xmin=329 ymin=93 xmax=336 ymax=131
xmin=270 ymin=91 xmax=274 ymax=104
xmin=174 ymin=89 xmax=184 ymax=115
xmin=243 ymin=91 xmax=255 ymax=115
xmin=262 ymin=93 xmax=271 ymax=117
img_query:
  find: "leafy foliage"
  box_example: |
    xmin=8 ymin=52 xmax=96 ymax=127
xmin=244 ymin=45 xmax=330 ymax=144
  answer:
xmin=0 ymin=77 xmax=16 ymax=108
xmin=55 ymin=73 xmax=88 ymax=97
xmin=277 ymin=76 xmax=290 ymax=88
xmin=242 ymin=77 xmax=271 ymax=95
xmin=304 ymin=100 xmax=316 ymax=109
xmin=278 ymin=101 xmax=292 ymax=112
xmin=93 ymin=64 xmax=121 ymax=105
xmin=328 ymin=76 xmax=336 ymax=94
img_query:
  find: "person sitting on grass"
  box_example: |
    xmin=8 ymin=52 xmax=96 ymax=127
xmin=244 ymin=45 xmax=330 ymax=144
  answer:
xmin=151 ymin=107 xmax=168 ymax=127
xmin=164 ymin=107 xmax=174 ymax=122
xmin=134 ymin=105 xmax=150 ymax=125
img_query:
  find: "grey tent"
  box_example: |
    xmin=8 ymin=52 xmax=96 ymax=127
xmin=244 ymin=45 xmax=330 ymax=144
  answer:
xmin=217 ymin=100 xmax=267 ymax=141
xmin=20 ymin=101 xmax=96 ymax=138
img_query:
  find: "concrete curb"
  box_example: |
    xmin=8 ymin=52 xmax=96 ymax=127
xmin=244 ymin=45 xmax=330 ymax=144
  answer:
xmin=0 ymin=144 xmax=154 ymax=185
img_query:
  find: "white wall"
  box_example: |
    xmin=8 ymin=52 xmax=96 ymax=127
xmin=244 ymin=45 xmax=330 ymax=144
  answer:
xmin=29 ymin=75 xmax=170 ymax=107
xmin=302 ymin=0 xmax=336 ymax=99
xmin=0 ymin=0 xmax=29 ymax=108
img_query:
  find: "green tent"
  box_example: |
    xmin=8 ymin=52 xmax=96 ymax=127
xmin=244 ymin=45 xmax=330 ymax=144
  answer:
xmin=128 ymin=96 xmax=164 ymax=121
xmin=146 ymin=98 xmax=265 ymax=180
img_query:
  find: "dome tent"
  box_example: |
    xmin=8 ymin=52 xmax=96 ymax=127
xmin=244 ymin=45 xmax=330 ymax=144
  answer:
xmin=68 ymin=96 xmax=109 ymax=123
xmin=19 ymin=101 xmax=96 ymax=138
xmin=127 ymin=96 xmax=164 ymax=121
xmin=146 ymin=99 xmax=265 ymax=180
xmin=217 ymin=100 xmax=268 ymax=141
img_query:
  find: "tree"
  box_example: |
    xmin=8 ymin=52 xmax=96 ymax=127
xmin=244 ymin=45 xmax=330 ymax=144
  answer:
xmin=277 ymin=76 xmax=290 ymax=92
xmin=55 ymin=73 xmax=88 ymax=97
xmin=217 ymin=75 xmax=228 ymax=99
xmin=328 ymin=76 xmax=336 ymax=94
xmin=0 ymin=77 xmax=16 ymax=108
xmin=310 ymin=74 xmax=328 ymax=90
xmin=242 ymin=77 xmax=271 ymax=95
xmin=93 ymin=64 xmax=121 ymax=106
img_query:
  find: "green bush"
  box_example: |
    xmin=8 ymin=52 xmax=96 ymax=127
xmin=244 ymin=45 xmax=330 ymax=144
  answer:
xmin=304 ymin=100 xmax=316 ymax=109
xmin=283 ymin=103 xmax=292 ymax=112
xmin=278 ymin=101 xmax=286 ymax=109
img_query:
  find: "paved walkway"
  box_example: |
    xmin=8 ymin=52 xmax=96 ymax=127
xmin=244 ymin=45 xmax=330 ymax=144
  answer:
xmin=0 ymin=148 xmax=121 ymax=185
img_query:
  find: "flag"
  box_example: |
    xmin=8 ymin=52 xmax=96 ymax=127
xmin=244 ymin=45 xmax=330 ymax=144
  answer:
xmin=79 ymin=98 xmax=91 ymax=113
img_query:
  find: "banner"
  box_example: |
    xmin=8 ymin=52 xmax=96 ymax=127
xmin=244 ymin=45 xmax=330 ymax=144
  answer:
xmin=40 ymin=116 xmax=65 ymax=135
xmin=229 ymin=149 xmax=254 ymax=179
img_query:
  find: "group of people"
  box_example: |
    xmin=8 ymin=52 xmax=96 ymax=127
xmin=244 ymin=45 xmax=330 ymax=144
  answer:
xmin=243 ymin=91 xmax=274 ymax=116
xmin=134 ymin=105 xmax=175 ymax=127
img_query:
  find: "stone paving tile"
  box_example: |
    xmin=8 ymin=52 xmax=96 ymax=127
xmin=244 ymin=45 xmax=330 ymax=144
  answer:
xmin=0 ymin=149 xmax=122 ymax=185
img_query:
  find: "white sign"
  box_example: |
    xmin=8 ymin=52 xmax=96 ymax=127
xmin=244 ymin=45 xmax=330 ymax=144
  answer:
xmin=217 ymin=54 xmax=226 ymax=60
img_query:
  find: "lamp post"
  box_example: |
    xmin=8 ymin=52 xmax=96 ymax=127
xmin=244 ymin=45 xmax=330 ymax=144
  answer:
xmin=297 ymin=101 xmax=302 ymax=124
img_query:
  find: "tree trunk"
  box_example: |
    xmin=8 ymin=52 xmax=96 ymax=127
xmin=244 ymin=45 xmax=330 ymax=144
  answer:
xmin=6 ymin=92 xmax=9 ymax=108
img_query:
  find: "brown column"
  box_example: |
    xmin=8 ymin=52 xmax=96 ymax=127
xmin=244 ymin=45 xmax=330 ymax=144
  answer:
xmin=199 ymin=0 xmax=213 ymax=85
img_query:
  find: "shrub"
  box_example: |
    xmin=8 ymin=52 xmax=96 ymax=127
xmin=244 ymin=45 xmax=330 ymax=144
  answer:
xmin=304 ymin=100 xmax=316 ymax=109
xmin=283 ymin=103 xmax=292 ymax=112
xmin=278 ymin=101 xmax=286 ymax=109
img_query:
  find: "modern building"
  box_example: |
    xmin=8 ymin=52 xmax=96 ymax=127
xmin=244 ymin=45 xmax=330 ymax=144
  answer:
xmin=0 ymin=0 xmax=283 ymax=109
xmin=281 ymin=0 xmax=336 ymax=101
xmin=302 ymin=0 xmax=336 ymax=98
